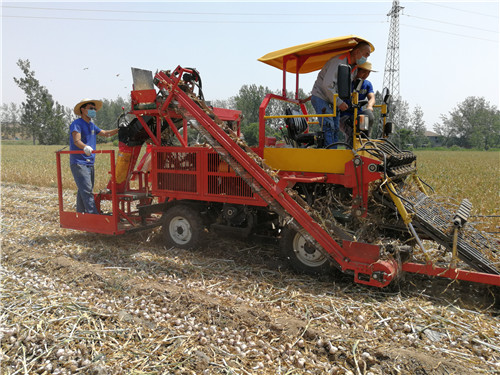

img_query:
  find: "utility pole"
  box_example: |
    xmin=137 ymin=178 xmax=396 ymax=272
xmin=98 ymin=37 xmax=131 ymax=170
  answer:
xmin=383 ymin=0 xmax=404 ymax=103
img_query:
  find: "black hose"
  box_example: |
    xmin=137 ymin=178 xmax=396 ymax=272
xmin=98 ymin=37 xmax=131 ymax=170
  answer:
xmin=325 ymin=142 xmax=354 ymax=150
xmin=416 ymin=176 xmax=435 ymax=194
xmin=386 ymin=181 xmax=415 ymax=208
xmin=184 ymin=67 xmax=205 ymax=101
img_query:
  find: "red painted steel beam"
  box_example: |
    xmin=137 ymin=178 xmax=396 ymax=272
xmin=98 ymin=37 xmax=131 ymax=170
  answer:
xmin=257 ymin=93 xmax=304 ymax=157
xmin=136 ymin=116 xmax=161 ymax=146
xmin=56 ymin=151 xmax=64 ymax=213
xmin=402 ymin=262 xmax=500 ymax=286
xmin=160 ymin=113 xmax=188 ymax=148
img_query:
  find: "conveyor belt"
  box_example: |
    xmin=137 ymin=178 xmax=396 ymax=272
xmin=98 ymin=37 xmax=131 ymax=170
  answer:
xmin=401 ymin=189 xmax=499 ymax=275
xmin=155 ymin=71 xmax=351 ymax=263
xmin=149 ymin=68 xmax=402 ymax=287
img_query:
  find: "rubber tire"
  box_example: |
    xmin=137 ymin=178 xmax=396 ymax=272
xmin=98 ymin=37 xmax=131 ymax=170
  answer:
xmin=162 ymin=205 xmax=203 ymax=249
xmin=280 ymin=227 xmax=331 ymax=275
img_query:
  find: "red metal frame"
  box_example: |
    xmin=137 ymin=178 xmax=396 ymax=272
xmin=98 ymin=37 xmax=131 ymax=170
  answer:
xmin=257 ymin=93 xmax=308 ymax=157
xmin=148 ymin=66 xmax=397 ymax=287
xmin=56 ymin=150 xmax=160 ymax=235
xmin=56 ymin=64 xmax=500 ymax=288
xmin=403 ymin=263 xmax=500 ymax=286
xmin=56 ymin=150 xmax=122 ymax=235
xmin=149 ymin=146 xmax=267 ymax=206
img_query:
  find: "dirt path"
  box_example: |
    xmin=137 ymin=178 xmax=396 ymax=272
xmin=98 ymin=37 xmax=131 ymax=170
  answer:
xmin=1 ymin=182 xmax=499 ymax=374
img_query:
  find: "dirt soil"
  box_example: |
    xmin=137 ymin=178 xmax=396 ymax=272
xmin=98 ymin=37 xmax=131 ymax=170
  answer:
xmin=1 ymin=182 xmax=499 ymax=375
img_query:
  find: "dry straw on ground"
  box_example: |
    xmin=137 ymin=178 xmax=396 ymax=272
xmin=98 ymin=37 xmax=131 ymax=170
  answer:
xmin=1 ymin=182 xmax=499 ymax=374
xmin=2 ymin=142 xmax=499 ymax=374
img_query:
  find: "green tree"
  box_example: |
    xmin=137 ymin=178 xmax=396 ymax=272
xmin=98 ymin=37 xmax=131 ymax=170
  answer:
xmin=410 ymin=105 xmax=427 ymax=147
xmin=38 ymin=99 xmax=68 ymax=145
xmin=392 ymin=100 xmax=411 ymax=147
xmin=210 ymin=98 xmax=236 ymax=110
xmin=398 ymin=128 xmax=413 ymax=149
xmin=9 ymin=103 xmax=23 ymax=138
xmin=433 ymin=118 xmax=455 ymax=147
xmin=266 ymin=88 xmax=312 ymax=130
xmin=94 ymin=96 xmax=130 ymax=143
xmin=240 ymin=122 xmax=282 ymax=147
xmin=0 ymin=103 xmax=22 ymax=139
xmin=434 ymin=96 xmax=500 ymax=149
xmin=13 ymin=59 xmax=42 ymax=144
xmin=234 ymin=84 xmax=313 ymax=144
xmin=241 ymin=122 xmax=259 ymax=146
xmin=97 ymin=96 xmax=130 ymax=129
xmin=13 ymin=59 xmax=69 ymax=145
xmin=370 ymin=91 xmax=384 ymax=138
xmin=393 ymin=100 xmax=410 ymax=130
xmin=234 ymin=84 xmax=273 ymax=126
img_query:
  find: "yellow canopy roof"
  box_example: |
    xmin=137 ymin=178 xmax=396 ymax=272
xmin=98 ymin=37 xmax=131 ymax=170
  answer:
xmin=258 ymin=35 xmax=374 ymax=74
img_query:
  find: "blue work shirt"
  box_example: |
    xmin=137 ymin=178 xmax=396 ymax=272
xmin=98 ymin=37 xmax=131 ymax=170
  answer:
xmin=69 ymin=118 xmax=102 ymax=165
xmin=342 ymin=79 xmax=374 ymax=115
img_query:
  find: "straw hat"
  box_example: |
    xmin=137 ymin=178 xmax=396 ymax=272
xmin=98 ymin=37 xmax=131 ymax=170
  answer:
xmin=74 ymin=98 xmax=103 ymax=115
xmin=358 ymin=61 xmax=377 ymax=72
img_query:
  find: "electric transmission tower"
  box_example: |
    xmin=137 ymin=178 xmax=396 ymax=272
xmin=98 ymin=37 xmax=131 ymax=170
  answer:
xmin=383 ymin=0 xmax=404 ymax=102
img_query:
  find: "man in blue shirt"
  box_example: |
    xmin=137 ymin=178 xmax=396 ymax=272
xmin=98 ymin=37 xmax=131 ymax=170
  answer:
xmin=340 ymin=61 xmax=376 ymax=145
xmin=70 ymin=98 xmax=118 ymax=213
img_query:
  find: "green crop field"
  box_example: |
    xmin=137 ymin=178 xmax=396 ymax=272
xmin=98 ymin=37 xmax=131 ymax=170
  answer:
xmin=1 ymin=144 xmax=119 ymax=191
xmin=1 ymin=144 xmax=499 ymax=229
xmin=413 ymin=150 xmax=499 ymax=217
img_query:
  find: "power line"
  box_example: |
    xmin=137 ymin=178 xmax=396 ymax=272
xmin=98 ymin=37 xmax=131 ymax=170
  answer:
xmin=401 ymin=23 xmax=498 ymax=43
xmin=5 ymin=4 xmax=495 ymax=34
xmin=404 ymin=14 xmax=498 ymax=34
xmin=420 ymin=1 xmax=499 ymax=18
xmin=2 ymin=5 xmax=385 ymax=17
xmin=2 ymin=14 xmax=388 ymax=24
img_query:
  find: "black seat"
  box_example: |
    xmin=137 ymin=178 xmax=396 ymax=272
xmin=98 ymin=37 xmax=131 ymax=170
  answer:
xmin=284 ymin=108 xmax=316 ymax=147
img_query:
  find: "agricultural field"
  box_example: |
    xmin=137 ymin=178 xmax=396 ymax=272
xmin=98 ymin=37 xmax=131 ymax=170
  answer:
xmin=414 ymin=151 xmax=500 ymax=225
xmin=1 ymin=144 xmax=120 ymax=190
xmin=2 ymin=145 xmax=498 ymax=231
xmin=1 ymin=144 xmax=499 ymax=374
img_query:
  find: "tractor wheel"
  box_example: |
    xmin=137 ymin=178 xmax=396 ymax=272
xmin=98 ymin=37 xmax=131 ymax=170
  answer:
xmin=162 ymin=205 xmax=203 ymax=249
xmin=280 ymin=227 xmax=331 ymax=275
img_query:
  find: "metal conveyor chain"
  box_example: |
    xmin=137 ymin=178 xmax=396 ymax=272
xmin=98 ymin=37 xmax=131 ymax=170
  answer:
xmin=402 ymin=190 xmax=499 ymax=275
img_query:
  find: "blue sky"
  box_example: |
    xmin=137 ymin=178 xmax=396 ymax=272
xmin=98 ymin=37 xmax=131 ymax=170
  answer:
xmin=1 ymin=1 xmax=499 ymax=130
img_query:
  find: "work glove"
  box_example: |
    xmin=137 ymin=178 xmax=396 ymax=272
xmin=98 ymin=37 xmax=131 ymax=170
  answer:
xmin=83 ymin=145 xmax=93 ymax=156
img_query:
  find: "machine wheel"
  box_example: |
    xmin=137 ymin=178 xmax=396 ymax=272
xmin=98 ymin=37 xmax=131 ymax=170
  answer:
xmin=162 ymin=204 xmax=203 ymax=249
xmin=280 ymin=227 xmax=331 ymax=275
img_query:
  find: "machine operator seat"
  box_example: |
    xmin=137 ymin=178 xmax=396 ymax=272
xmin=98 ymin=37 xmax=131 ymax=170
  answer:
xmin=284 ymin=108 xmax=316 ymax=147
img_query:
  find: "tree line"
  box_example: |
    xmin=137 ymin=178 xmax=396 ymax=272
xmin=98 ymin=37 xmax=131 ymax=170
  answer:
xmin=1 ymin=59 xmax=129 ymax=145
xmin=3 ymin=59 xmax=499 ymax=149
xmin=228 ymin=86 xmax=499 ymax=149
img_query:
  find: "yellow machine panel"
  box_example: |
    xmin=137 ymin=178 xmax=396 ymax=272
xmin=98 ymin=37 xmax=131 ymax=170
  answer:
xmin=263 ymin=148 xmax=354 ymax=174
